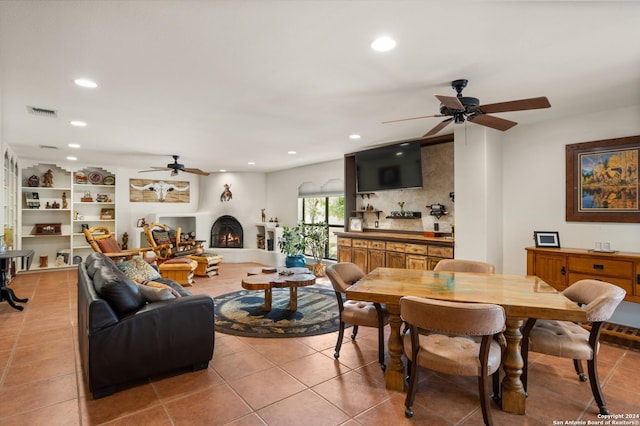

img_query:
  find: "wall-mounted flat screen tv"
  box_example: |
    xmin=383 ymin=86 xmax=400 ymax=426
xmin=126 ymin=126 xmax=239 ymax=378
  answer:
xmin=355 ymin=141 xmax=423 ymax=193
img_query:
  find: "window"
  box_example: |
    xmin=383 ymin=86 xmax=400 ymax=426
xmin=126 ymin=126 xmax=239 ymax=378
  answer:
xmin=298 ymin=195 xmax=344 ymax=260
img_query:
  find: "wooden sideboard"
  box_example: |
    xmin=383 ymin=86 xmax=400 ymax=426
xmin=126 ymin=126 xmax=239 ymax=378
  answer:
xmin=335 ymin=231 xmax=454 ymax=273
xmin=526 ymin=246 xmax=640 ymax=303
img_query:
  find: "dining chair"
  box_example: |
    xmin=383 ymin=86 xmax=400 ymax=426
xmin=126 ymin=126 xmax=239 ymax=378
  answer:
xmin=326 ymin=263 xmax=389 ymax=370
xmin=400 ymin=296 xmax=505 ymax=425
xmin=433 ymin=258 xmax=496 ymax=274
xmin=521 ymin=279 xmax=625 ymax=415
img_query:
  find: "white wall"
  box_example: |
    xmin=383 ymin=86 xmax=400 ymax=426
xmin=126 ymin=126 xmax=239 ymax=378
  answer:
xmin=501 ymin=105 xmax=640 ymax=275
xmin=265 ymin=159 xmax=344 ymax=228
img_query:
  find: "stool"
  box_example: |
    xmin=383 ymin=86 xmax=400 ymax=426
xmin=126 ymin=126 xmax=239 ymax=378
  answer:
xmin=158 ymin=258 xmax=197 ymax=286
xmin=189 ymin=253 xmax=223 ymax=277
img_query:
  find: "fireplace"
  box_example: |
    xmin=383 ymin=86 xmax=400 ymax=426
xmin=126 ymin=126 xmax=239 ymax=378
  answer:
xmin=210 ymin=215 xmax=243 ymax=248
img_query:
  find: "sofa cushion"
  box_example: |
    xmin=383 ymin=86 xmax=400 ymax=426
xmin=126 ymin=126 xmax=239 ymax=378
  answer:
xmin=136 ymin=279 xmax=183 ymax=299
xmin=152 ymin=230 xmax=172 ymax=246
xmin=116 ymin=256 xmax=161 ymax=281
xmin=87 ymin=253 xmax=146 ymax=317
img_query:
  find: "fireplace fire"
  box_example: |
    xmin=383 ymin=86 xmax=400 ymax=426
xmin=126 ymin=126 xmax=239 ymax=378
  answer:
xmin=210 ymin=215 xmax=243 ymax=248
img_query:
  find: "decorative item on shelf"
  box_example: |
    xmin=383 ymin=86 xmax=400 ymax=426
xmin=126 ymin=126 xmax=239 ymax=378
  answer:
xmin=533 ymin=231 xmax=560 ymax=248
xmin=25 ymin=192 xmax=40 ymax=209
xmin=261 ymin=208 xmax=266 ymax=223
xmin=28 ymin=175 xmax=40 ymax=187
xmin=398 ymin=201 xmax=405 ymax=212
xmin=39 ymin=256 xmax=48 ymax=268
xmin=387 ymin=211 xmax=421 ymax=218
xmin=55 ymin=255 xmax=65 ymax=266
xmin=34 ymin=223 xmax=62 ymax=235
xmin=100 ymin=208 xmax=115 ymax=220
xmin=81 ymin=190 xmax=93 ymax=202
xmin=366 ymin=204 xmax=375 ymax=211
xmin=349 ymin=217 xmax=363 ymax=232
xmin=50 ymin=201 xmax=60 ymax=209
xmin=75 ymin=172 xmax=87 ymax=184
xmin=449 ymin=191 xmax=455 ymax=202
xmin=45 ymin=202 xmax=51 ymax=209
xmin=77 ymin=214 xmax=84 ymax=220
xmin=96 ymin=193 xmax=109 ymax=202
xmin=43 ymin=169 xmax=54 ymax=187
xmin=102 ymin=175 xmax=115 ymax=185
xmin=73 ymin=255 xmax=83 ymax=265
xmin=62 ymin=192 xmax=68 ymax=209
xmin=81 ymin=224 xmax=89 ymax=232
xmin=278 ymin=225 xmax=306 ymax=268
xmin=428 ymin=203 xmax=447 ymax=219
xmin=88 ymin=171 xmax=102 ymax=184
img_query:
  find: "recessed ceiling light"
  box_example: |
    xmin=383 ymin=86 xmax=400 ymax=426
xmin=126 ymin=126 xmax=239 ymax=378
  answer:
xmin=371 ymin=36 xmax=396 ymax=52
xmin=68 ymin=143 xmax=81 ymax=148
xmin=248 ymin=162 xmax=255 ymax=165
xmin=66 ymin=156 xmax=77 ymax=161
xmin=70 ymin=120 xmax=87 ymax=127
xmin=349 ymin=134 xmax=361 ymax=140
xmin=74 ymin=78 xmax=98 ymax=88
xmin=288 ymin=151 xmax=296 ymax=155
xmin=219 ymin=169 xmax=227 ymax=172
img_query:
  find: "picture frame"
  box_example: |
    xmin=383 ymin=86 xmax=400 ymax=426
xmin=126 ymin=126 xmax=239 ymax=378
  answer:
xmin=566 ymin=135 xmax=640 ymax=223
xmin=349 ymin=217 xmax=363 ymax=232
xmin=100 ymin=208 xmax=115 ymax=220
xmin=533 ymin=231 xmax=561 ymax=248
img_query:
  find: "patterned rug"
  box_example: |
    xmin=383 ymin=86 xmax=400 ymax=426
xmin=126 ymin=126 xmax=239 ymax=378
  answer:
xmin=214 ymin=286 xmax=341 ymax=338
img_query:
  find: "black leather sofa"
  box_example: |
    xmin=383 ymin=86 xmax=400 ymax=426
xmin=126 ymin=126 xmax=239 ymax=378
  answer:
xmin=77 ymin=252 xmax=214 ymax=398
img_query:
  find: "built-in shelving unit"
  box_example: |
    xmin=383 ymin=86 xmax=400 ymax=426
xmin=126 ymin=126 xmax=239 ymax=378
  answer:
xmin=256 ymin=222 xmax=283 ymax=252
xmin=19 ymin=163 xmax=117 ymax=270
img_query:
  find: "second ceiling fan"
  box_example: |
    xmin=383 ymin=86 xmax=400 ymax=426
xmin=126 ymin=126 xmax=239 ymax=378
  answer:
xmin=383 ymin=79 xmax=551 ymax=137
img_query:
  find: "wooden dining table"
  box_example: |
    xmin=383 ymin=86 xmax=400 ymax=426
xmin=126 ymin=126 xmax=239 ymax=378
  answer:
xmin=345 ymin=267 xmax=587 ymax=415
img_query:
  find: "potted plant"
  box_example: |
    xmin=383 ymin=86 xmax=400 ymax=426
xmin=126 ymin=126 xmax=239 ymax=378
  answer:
xmin=302 ymin=222 xmax=328 ymax=276
xmin=278 ymin=225 xmax=306 ymax=268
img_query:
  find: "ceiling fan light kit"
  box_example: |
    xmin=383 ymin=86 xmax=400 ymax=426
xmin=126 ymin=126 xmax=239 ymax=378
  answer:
xmin=385 ymin=78 xmax=551 ymax=137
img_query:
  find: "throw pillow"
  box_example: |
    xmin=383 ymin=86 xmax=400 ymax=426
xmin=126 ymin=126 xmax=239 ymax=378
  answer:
xmin=96 ymin=236 xmax=121 ymax=253
xmin=135 ymin=282 xmax=175 ymax=302
xmin=135 ymin=279 xmax=183 ymax=299
xmin=116 ymin=256 xmax=161 ymax=281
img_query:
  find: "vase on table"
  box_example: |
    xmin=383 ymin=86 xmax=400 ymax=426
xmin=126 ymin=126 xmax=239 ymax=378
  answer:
xmin=285 ymin=254 xmax=306 ymax=268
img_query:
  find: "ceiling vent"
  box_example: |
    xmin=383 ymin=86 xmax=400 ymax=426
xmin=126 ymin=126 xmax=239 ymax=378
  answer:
xmin=27 ymin=106 xmax=57 ymax=118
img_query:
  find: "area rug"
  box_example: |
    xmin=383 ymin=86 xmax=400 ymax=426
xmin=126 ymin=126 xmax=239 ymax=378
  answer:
xmin=214 ymin=286 xmax=341 ymax=338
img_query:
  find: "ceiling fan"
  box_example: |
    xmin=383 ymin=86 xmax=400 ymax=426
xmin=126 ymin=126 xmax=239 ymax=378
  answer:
xmin=139 ymin=155 xmax=210 ymax=176
xmin=383 ymin=79 xmax=551 ymax=137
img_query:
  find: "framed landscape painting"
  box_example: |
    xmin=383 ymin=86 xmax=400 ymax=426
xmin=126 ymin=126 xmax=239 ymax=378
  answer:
xmin=566 ymin=135 xmax=640 ymax=222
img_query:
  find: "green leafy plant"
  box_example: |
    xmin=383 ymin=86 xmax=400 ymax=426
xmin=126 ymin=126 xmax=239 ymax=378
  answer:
xmin=278 ymin=225 xmax=306 ymax=256
xmin=302 ymin=222 xmax=328 ymax=265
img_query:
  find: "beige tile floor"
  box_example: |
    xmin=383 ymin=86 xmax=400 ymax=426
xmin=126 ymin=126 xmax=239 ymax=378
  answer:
xmin=1 ymin=262 xmax=639 ymax=425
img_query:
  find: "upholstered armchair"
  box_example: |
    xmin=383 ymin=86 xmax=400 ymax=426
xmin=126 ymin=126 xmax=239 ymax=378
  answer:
xmin=143 ymin=223 xmax=203 ymax=264
xmin=84 ymin=226 xmax=154 ymax=261
xmin=326 ymin=263 xmax=389 ymax=370
xmin=433 ymin=259 xmax=496 ymax=274
xmin=401 ymin=296 xmax=506 ymax=424
xmin=521 ymin=279 xmax=625 ymax=415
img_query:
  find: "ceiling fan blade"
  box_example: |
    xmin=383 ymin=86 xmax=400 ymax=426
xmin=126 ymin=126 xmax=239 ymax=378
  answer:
xmin=382 ymin=113 xmax=443 ymax=124
xmin=468 ymin=114 xmax=518 ymax=131
xmin=478 ymin=96 xmax=551 ymax=114
xmin=139 ymin=167 xmax=169 ymax=173
xmin=183 ymin=168 xmax=210 ymax=176
xmin=423 ymin=118 xmax=454 ymax=137
xmin=435 ymin=94 xmax=464 ymax=111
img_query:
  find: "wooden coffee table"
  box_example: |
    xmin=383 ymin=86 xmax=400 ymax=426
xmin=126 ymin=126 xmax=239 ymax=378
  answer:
xmin=243 ymin=267 xmax=315 ymax=311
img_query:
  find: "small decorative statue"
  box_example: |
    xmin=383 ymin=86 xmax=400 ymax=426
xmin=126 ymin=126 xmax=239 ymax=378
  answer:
xmin=43 ymin=169 xmax=54 ymax=187
xmin=220 ymin=183 xmax=232 ymax=202
xmin=261 ymin=208 xmax=266 ymax=223
xmin=122 ymin=232 xmax=129 ymax=250
xmin=62 ymin=192 xmax=68 ymax=209
xmin=28 ymin=175 xmax=40 ymax=187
